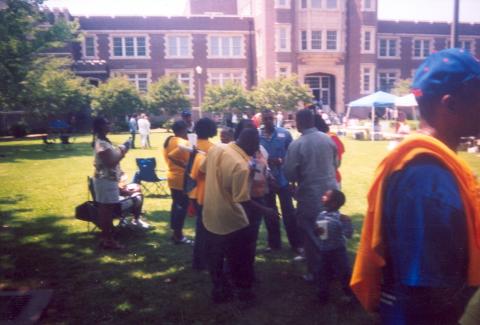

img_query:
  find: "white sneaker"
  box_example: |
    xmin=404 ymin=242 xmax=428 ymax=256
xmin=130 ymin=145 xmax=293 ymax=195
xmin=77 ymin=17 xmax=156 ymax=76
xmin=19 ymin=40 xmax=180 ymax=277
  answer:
xmin=293 ymin=255 xmax=306 ymax=262
xmin=135 ymin=219 xmax=151 ymax=229
xmin=302 ymin=273 xmax=314 ymax=282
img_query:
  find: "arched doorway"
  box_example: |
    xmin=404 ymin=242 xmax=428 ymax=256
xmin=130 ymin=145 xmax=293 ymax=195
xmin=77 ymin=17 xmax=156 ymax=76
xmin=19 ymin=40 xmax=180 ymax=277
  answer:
xmin=304 ymin=73 xmax=336 ymax=111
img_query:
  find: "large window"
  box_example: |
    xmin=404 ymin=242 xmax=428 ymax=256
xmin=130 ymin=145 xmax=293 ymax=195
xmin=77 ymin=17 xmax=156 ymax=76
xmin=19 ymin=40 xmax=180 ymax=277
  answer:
xmin=326 ymin=0 xmax=337 ymax=9
xmin=275 ymin=0 xmax=290 ymax=8
xmin=361 ymin=0 xmax=375 ymax=11
xmin=209 ymin=35 xmax=243 ymax=58
xmin=378 ymin=71 xmax=398 ymax=92
xmin=360 ymin=65 xmax=375 ymax=94
xmin=311 ymin=30 xmax=322 ymax=50
xmin=361 ymin=27 xmax=375 ymax=54
xmin=112 ymin=70 xmax=150 ymax=92
xmin=276 ymin=25 xmax=291 ymax=52
xmin=446 ymin=39 xmax=473 ymax=52
xmin=166 ymin=35 xmax=191 ymax=58
xmin=378 ymin=38 xmax=398 ymax=58
xmin=326 ymin=31 xmax=338 ymax=50
xmin=311 ymin=0 xmax=321 ymax=8
xmin=299 ymin=30 xmax=339 ymax=51
xmin=209 ymin=71 xmax=244 ymax=86
xmin=111 ymin=36 xmax=147 ymax=58
xmin=413 ymin=39 xmax=431 ymax=58
xmin=167 ymin=70 xmax=193 ymax=96
xmin=84 ymin=36 xmax=96 ymax=57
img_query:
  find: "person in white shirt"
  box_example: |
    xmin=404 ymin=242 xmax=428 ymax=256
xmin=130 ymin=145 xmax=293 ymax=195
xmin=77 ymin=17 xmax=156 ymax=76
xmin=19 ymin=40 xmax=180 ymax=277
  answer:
xmin=137 ymin=113 xmax=151 ymax=149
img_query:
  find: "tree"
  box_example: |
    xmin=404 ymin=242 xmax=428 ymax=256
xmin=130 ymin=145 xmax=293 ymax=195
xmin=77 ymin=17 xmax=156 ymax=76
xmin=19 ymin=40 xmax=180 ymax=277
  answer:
xmin=23 ymin=57 xmax=91 ymax=118
xmin=146 ymin=76 xmax=191 ymax=115
xmin=391 ymin=78 xmax=412 ymax=96
xmin=0 ymin=0 xmax=78 ymax=111
xmin=202 ymin=82 xmax=251 ymax=113
xmin=90 ymin=77 xmax=143 ymax=124
xmin=250 ymin=76 xmax=313 ymax=111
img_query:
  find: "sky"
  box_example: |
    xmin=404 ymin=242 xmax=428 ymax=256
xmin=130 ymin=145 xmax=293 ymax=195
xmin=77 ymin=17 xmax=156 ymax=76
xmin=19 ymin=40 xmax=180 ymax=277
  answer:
xmin=43 ymin=0 xmax=480 ymax=23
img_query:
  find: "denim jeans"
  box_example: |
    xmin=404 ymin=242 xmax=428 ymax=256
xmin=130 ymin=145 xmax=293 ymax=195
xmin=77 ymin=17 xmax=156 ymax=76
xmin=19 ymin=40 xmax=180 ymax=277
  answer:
xmin=315 ymin=246 xmax=352 ymax=300
xmin=170 ymin=189 xmax=189 ymax=238
xmin=264 ymin=186 xmax=301 ymax=250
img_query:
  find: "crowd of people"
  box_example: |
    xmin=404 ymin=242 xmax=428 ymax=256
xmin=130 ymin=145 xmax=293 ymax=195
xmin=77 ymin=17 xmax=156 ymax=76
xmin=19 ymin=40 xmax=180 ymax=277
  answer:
xmin=89 ymin=48 xmax=480 ymax=324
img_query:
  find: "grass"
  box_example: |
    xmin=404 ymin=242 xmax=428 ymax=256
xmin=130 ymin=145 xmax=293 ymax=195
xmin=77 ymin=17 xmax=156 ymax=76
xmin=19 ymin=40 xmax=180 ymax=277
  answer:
xmin=1 ymin=132 xmax=479 ymax=324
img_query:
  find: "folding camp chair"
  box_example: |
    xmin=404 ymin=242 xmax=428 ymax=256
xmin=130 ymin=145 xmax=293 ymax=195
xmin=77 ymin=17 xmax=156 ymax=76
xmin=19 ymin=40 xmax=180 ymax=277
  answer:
xmin=133 ymin=158 xmax=169 ymax=196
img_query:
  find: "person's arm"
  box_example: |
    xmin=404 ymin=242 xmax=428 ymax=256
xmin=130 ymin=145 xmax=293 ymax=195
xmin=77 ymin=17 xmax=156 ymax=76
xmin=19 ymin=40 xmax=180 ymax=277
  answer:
xmin=283 ymin=142 xmax=299 ymax=182
xmin=340 ymin=214 xmax=353 ymax=239
xmin=241 ymin=200 xmax=279 ymax=219
xmin=96 ymin=142 xmax=125 ymax=168
xmin=168 ymin=147 xmax=189 ymax=168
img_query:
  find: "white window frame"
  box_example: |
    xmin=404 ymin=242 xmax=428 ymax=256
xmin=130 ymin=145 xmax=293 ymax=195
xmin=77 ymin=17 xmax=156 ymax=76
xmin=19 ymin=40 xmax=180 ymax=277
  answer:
xmin=207 ymin=35 xmax=245 ymax=58
xmin=412 ymin=38 xmax=433 ymax=59
xmin=111 ymin=69 xmax=151 ymax=92
xmin=299 ymin=30 xmax=340 ymax=52
xmin=360 ymin=64 xmax=375 ymax=95
xmin=361 ymin=0 xmax=376 ymax=11
xmin=165 ymin=34 xmax=192 ymax=58
xmin=275 ymin=24 xmax=291 ymax=52
xmin=325 ymin=30 xmax=338 ymax=51
xmin=325 ymin=0 xmax=338 ymax=10
xmin=165 ymin=69 xmax=194 ymax=97
xmin=310 ymin=0 xmax=321 ymax=9
xmin=82 ymin=35 xmax=97 ymax=59
xmin=109 ymin=35 xmax=150 ymax=59
xmin=361 ymin=26 xmax=376 ymax=54
xmin=378 ymin=37 xmax=400 ymax=59
xmin=299 ymin=0 xmax=308 ymax=9
xmin=275 ymin=0 xmax=291 ymax=9
xmin=208 ymin=69 xmax=245 ymax=87
xmin=377 ymin=69 xmax=399 ymax=92
xmin=445 ymin=38 xmax=476 ymax=53
xmin=276 ymin=63 xmax=292 ymax=78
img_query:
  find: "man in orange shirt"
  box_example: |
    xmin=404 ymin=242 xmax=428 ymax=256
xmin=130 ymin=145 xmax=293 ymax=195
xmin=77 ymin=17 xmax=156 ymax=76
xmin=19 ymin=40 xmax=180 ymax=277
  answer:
xmin=163 ymin=120 xmax=191 ymax=244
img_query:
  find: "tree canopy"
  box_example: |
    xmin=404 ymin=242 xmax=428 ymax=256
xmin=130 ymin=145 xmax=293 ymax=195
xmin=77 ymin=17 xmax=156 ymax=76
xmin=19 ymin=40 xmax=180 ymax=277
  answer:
xmin=0 ymin=0 xmax=78 ymax=111
xmin=22 ymin=57 xmax=91 ymax=118
xmin=90 ymin=77 xmax=143 ymax=122
xmin=146 ymin=76 xmax=191 ymax=115
xmin=390 ymin=78 xmax=412 ymax=96
xmin=202 ymin=82 xmax=251 ymax=113
xmin=249 ymin=76 xmax=313 ymax=111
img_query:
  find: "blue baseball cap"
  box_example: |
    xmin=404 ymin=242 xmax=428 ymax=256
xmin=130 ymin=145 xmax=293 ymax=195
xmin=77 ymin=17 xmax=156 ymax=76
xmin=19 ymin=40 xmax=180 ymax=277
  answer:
xmin=412 ymin=48 xmax=480 ymax=99
xmin=181 ymin=110 xmax=192 ymax=117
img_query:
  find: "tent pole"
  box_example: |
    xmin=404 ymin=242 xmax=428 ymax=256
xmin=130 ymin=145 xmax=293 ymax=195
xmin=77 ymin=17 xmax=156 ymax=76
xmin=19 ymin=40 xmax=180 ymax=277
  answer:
xmin=371 ymin=105 xmax=375 ymax=141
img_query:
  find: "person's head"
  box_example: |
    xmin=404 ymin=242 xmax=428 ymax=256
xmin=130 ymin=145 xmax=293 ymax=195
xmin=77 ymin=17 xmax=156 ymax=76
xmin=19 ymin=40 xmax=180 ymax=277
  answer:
xmin=296 ymin=109 xmax=315 ymax=133
xmin=236 ymin=128 xmax=260 ymax=156
xmin=234 ymin=119 xmax=256 ymax=140
xmin=194 ymin=117 xmax=217 ymax=139
xmin=181 ymin=110 xmax=192 ymax=125
xmin=220 ymin=127 xmax=234 ymax=144
xmin=412 ymin=48 xmax=480 ymax=140
xmin=92 ymin=116 xmax=110 ymax=137
xmin=172 ymin=120 xmax=188 ymax=139
xmin=262 ymin=109 xmax=275 ymax=131
xmin=131 ymin=113 xmax=137 ymax=119
xmin=321 ymin=189 xmax=346 ymax=212
xmin=140 ymin=113 xmax=146 ymax=119
xmin=314 ymin=114 xmax=330 ymax=133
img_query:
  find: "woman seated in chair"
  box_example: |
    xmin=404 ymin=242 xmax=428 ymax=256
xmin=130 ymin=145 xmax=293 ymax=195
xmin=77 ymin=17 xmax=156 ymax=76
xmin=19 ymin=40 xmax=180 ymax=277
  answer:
xmin=91 ymin=117 xmax=140 ymax=249
xmin=118 ymin=172 xmax=151 ymax=229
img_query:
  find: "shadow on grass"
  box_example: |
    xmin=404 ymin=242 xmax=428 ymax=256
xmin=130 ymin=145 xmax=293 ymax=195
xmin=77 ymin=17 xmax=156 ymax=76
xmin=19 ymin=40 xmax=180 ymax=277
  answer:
xmin=1 ymin=204 xmax=375 ymax=324
xmin=0 ymin=142 xmax=92 ymax=163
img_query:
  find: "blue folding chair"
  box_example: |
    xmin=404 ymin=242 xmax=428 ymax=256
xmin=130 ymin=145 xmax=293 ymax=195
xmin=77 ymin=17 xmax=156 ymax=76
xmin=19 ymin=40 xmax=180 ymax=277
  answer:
xmin=133 ymin=158 xmax=169 ymax=196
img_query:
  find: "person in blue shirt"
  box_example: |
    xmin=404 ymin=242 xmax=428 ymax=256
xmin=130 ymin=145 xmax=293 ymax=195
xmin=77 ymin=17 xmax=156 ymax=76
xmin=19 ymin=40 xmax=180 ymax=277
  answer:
xmin=128 ymin=114 xmax=138 ymax=149
xmin=259 ymin=109 xmax=302 ymax=253
xmin=314 ymin=189 xmax=353 ymax=304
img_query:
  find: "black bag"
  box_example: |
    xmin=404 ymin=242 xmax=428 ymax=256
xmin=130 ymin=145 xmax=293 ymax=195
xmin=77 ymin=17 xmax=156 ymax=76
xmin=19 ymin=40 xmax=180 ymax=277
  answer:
xmin=75 ymin=201 xmax=98 ymax=222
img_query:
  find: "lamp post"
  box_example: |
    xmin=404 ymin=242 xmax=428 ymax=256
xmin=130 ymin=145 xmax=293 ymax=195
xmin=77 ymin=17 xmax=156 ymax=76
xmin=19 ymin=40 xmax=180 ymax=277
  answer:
xmin=195 ymin=65 xmax=203 ymax=117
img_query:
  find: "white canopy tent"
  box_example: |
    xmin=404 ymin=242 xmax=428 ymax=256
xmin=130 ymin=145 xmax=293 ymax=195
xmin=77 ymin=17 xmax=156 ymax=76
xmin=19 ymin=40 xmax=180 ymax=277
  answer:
xmin=345 ymin=91 xmax=398 ymax=140
xmin=395 ymin=93 xmax=418 ymax=120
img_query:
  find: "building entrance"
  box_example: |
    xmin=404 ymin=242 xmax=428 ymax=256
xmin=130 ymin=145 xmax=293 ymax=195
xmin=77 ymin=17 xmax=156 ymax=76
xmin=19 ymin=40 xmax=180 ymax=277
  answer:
xmin=304 ymin=74 xmax=335 ymax=111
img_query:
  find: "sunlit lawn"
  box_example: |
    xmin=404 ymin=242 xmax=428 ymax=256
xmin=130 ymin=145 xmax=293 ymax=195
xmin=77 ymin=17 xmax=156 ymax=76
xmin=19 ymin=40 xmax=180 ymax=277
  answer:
xmin=1 ymin=131 xmax=479 ymax=324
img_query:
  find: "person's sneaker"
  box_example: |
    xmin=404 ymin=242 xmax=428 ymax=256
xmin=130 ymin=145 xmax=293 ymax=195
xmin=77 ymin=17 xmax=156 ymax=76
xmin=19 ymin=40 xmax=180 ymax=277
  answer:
xmin=172 ymin=236 xmax=194 ymax=245
xmin=293 ymin=254 xmax=306 ymax=262
xmin=135 ymin=218 xmax=153 ymax=229
xmin=302 ymin=273 xmax=314 ymax=282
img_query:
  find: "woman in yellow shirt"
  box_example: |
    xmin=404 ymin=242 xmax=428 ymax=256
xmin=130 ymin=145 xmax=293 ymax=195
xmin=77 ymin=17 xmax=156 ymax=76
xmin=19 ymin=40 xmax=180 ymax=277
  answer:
xmin=189 ymin=117 xmax=218 ymax=270
xmin=163 ymin=120 xmax=191 ymax=244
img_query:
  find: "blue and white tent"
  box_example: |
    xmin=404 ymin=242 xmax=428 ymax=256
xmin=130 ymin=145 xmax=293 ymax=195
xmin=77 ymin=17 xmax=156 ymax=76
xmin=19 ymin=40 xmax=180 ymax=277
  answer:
xmin=346 ymin=91 xmax=398 ymax=140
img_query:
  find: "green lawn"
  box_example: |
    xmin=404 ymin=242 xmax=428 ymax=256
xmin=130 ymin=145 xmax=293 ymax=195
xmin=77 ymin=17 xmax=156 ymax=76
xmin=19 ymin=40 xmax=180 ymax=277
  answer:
xmin=1 ymin=132 xmax=479 ymax=324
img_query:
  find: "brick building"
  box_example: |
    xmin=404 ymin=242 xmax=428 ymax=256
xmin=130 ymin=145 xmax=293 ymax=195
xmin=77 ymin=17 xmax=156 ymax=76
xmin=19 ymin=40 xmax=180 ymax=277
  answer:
xmin=56 ymin=0 xmax=480 ymax=114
